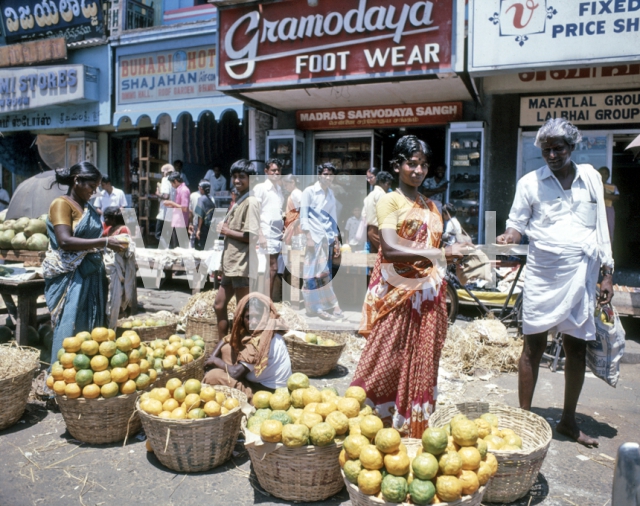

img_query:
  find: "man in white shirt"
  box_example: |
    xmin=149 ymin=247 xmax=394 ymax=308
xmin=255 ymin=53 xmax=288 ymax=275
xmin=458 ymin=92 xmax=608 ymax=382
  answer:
xmin=94 ymin=176 xmax=128 ymax=215
xmin=497 ymin=118 xmax=614 ymax=448
xmin=253 ymin=158 xmax=284 ymax=299
xmin=0 ymin=186 xmax=11 ymax=212
xmin=155 ymin=163 xmax=175 ymax=249
xmin=204 ymin=165 xmax=227 ymax=192
xmin=362 ymin=170 xmax=393 ymax=253
xmin=300 ymin=163 xmax=344 ymax=321
xmin=345 ymin=206 xmax=363 ymax=249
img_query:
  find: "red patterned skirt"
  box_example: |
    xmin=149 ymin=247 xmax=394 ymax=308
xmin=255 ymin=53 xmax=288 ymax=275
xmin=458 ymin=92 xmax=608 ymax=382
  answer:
xmin=351 ymin=290 xmax=448 ymax=438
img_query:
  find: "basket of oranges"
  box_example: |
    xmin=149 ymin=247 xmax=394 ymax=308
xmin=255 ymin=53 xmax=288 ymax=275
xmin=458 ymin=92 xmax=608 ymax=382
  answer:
xmin=49 ymin=327 xmax=154 ymax=444
xmin=137 ymin=381 xmax=247 ymax=473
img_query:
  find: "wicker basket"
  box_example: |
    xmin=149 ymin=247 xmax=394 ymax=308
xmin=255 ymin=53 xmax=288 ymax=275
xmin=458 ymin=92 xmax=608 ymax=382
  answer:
xmin=246 ymin=438 xmax=344 ymax=501
xmin=429 ymin=402 xmax=552 ymax=503
xmin=342 ymin=438 xmax=486 ymax=506
xmin=185 ymin=316 xmax=219 ymax=359
xmin=0 ymin=366 xmax=38 ymax=431
xmin=56 ymin=392 xmax=142 ymax=444
xmin=151 ymin=355 xmax=205 ymax=389
xmin=137 ymin=385 xmax=246 ymax=472
xmin=284 ymin=331 xmax=346 ymax=377
xmin=116 ymin=320 xmax=178 ymax=341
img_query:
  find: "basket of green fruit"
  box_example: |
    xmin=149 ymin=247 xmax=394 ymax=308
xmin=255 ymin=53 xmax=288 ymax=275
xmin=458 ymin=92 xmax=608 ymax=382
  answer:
xmin=117 ymin=313 xmax=178 ymax=341
xmin=283 ymin=331 xmax=346 ymax=377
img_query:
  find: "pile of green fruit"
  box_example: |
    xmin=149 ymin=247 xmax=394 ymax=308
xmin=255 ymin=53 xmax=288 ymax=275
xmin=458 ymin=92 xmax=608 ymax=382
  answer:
xmin=302 ymin=333 xmax=339 ymax=346
xmin=0 ymin=214 xmax=49 ymax=251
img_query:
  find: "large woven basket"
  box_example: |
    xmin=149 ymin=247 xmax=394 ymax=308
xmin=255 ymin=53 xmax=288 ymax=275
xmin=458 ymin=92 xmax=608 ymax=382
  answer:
xmin=56 ymin=392 xmax=142 ymax=444
xmin=137 ymin=385 xmax=246 ymax=472
xmin=0 ymin=366 xmax=38 ymax=431
xmin=284 ymin=331 xmax=347 ymax=377
xmin=246 ymin=438 xmax=344 ymax=501
xmin=342 ymin=438 xmax=486 ymax=506
xmin=151 ymin=355 xmax=205 ymax=389
xmin=429 ymin=402 xmax=552 ymax=503
xmin=116 ymin=320 xmax=178 ymax=341
xmin=185 ymin=316 xmax=219 ymax=359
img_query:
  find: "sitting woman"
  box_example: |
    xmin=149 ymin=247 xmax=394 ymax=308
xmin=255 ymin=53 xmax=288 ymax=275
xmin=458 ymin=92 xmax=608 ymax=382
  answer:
xmin=203 ymin=293 xmax=291 ymax=400
xmin=102 ymin=206 xmax=131 ymax=237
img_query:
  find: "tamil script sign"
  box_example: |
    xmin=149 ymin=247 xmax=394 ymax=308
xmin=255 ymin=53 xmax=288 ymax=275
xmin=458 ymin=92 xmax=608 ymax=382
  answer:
xmin=470 ymin=0 xmax=640 ymax=74
xmin=485 ymin=64 xmax=640 ymax=93
xmin=117 ymin=46 xmax=218 ymax=104
xmin=1 ymin=0 xmax=105 ymax=44
xmin=520 ymin=91 xmax=640 ymax=125
xmin=0 ymin=64 xmax=97 ymax=112
xmin=297 ymin=101 xmax=462 ymax=129
xmin=217 ymin=0 xmax=461 ymax=89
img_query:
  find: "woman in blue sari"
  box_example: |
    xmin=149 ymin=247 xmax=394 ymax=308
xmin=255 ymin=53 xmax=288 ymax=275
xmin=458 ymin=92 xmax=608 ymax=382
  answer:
xmin=44 ymin=162 xmax=128 ymax=361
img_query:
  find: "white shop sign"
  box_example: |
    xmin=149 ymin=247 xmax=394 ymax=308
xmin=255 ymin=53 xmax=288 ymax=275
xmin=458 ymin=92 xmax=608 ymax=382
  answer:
xmin=0 ymin=64 xmax=97 ymax=112
xmin=470 ymin=0 xmax=640 ymax=74
xmin=520 ymin=91 xmax=640 ymax=126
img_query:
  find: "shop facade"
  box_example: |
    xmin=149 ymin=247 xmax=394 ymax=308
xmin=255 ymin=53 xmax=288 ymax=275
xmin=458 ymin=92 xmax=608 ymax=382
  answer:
xmin=111 ymin=23 xmax=245 ymax=241
xmin=468 ymin=0 xmax=640 ymax=267
xmin=0 ymin=44 xmax=112 ymax=193
xmin=214 ymin=0 xmax=490 ymax=240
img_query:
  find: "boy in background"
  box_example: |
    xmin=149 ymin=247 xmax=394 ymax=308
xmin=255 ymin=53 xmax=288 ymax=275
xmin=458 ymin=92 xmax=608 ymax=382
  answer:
xmin=214 ymin=160 xmax=260 ymax=338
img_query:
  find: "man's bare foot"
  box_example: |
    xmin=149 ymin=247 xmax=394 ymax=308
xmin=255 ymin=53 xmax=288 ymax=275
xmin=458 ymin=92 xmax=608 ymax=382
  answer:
xmin=556 ymin=420 xmax=599 ymax=447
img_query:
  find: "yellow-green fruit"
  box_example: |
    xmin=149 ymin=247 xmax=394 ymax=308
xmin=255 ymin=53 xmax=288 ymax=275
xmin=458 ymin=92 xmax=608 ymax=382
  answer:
xmin=281 ymin=423 xmax=309 ymax=448
xmin=435 ymin=475 xmax=463 ymax=502
xmin=359 ymin=444 xmax=384 ymax=470
xmin=287 ymin=372 xmax=309 ymax=391
xmin=359 ymin=415 xmax=383 ymax=440
xmin=343 ymin=459 xmax=362 ymax=484
xmin=452 ymin=419 xmax=479 ymax=446
xmin=325 ymin=410 xmax=349 ymax=435
xmin=357 ymin=469 xmax=383 ymax=495
xmin=253 ymin=391 xmax=272 ymax=409
xmin=344 ymin=386 xmax=367 ymax=407
xmin=269 ymin=393 xmax=291 ymax=411
xmin=344 ymin=434 xmax=371 ymax=459
xmin=290 ymin=388 xmax=306 ymax=408
xmin=375 ymin=428 xmax=401 ymax=454
xmin=438 ymin=451 xmax=463 ymax=475
xmin=309 ymin=422 xmax=336 ymax=446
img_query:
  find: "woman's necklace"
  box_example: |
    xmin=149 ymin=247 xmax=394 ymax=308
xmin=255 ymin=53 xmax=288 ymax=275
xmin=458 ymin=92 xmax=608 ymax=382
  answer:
xmin=396 ymin=187 xmax=419 ymax=203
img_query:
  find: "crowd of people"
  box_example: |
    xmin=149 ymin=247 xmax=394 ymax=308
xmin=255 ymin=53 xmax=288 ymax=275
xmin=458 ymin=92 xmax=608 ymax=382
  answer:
xmin=42 ymin=119 xmax=617 ymax=447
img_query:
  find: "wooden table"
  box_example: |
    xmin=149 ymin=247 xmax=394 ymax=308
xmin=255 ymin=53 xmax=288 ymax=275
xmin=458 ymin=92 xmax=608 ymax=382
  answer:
xmin=0 ymin=249 xmax=46 ymax=267
xmin=0 ymin=277 xmax=46 ymax=346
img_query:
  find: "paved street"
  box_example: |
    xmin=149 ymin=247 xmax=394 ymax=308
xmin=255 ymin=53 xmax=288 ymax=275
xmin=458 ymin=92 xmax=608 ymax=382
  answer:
xmin=1 ymin=280 xmax=638 ymax=506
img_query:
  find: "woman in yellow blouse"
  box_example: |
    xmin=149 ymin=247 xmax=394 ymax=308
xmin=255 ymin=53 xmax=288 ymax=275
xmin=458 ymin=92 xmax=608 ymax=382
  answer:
xmin=351 ymin=135 xmax=468 ymax=437
xmin=44 ymin=162 xmax=127 ymax=361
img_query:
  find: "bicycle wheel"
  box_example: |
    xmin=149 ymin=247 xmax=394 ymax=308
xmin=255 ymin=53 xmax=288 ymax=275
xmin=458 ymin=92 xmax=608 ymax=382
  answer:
xmin=446 ymin=283 xmax=459 ymax=323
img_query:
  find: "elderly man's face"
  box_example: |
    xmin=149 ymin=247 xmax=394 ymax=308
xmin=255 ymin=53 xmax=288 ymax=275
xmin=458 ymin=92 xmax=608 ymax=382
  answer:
xmin=541 ymin=137 xmax=574 ymax=172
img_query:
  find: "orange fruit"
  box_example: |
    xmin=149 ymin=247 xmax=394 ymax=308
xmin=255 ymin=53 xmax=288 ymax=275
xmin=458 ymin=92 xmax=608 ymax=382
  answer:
xmin=62 ymin=337 xmax=82 ymax=353
xmin=171 ymin=407 xmax=187 ymax=419
xmin=163 ymin=399 xmax=180 ymax=412
xmin=101 ymin=382 xmax=119 ymax=398
xmin=53 ymin=380 xmax=67 ymax=395
xmin=148 ymin=369 xmax=157 ymax=383
xmin=203 ymin=401 xmax=222 ymax=417
xmin=183 ymin=393 xmax=201 ymax=411
xmin=51 ymin=364 xmax=64 ymax=381
xmin=90 ymin=355 xmax=109 ymax=372
xmin=80 ymin=340 xmax=99 ymax=356
xmin=128 ymin=349 xmax=142 ymax=364
xmin=139 ymin=359 xmax=150 ymax=374
xmin=127 ymin=333 xmax=140 ymax=349
xmin=46 ymin=375 xmax=55 ymax=389
xmin=107 ymin=329 xmax=116 ymax=341
xmin=165 ymin=378 xmax=183 ymax=394
xmin=64 ymin=383 xmax=81 ymax=399
xmin=91 ymin=327 xmax=110 ymax=343
xmin=126 ymin=363 xmax=141 ymax=380
xmin=82 ymin=384 xmax=101 ymax=399
xmin=184 ymin=379 xmax=201 ymax=395
xmin=165 ymin=344 xmax=179 ymax=356
xmin=98 ymin=341 xmax=117 ymax=358
xmin=223 ymin=397 xmax=239 ymax=411
xmin=116 ymin=336 xmax=133 ymax=352
xmin=120 ymin=380 xmax=137 ymax=395
xmin=93 ymin=370 xmax=112 ymax=386
xmin=150 ymin=388 xmax=171 ymax=404
xmin=75 ymin=331 xmax=91 ymax=341
xmin=62 ymin=368 xmax=77 ymax=384
xmin=179 ymin=353 xmax=194 ymax=365
xmin=111 ymin=367 xmax=129 ymax=383
xmin=59 ymin=352 xmax=76 ymax=369
xmin=176 ymin=346 xmax=190 ymax=357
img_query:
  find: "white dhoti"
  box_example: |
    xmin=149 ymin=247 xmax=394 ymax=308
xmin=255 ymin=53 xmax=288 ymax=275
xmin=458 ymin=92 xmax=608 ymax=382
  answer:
xmin=523 ymin=241 xmax=600 ymax=341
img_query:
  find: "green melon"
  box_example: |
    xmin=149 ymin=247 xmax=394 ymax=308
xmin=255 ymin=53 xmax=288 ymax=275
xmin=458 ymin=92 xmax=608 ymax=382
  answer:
xmin=409 ymin=478 xmax=436 ymax=505
xmin=412 ymin=453 xmax=439 ymax=480
xmin=75 ymin=369 xmax=94 ymax=388
xmin=422 ymin=427 xmax=449 ymax=456
xmin=73 ymin=354 xmax=91 ymax=371
xmin=381 ymin=474 xmax=408 ymax=503
xmin=110 ymin=353 xmax=129 ymax=368
xmin=254 ymin=408 xmax=273 ymax=420
xmin=269 ymin=410 xmax=292 ymax=426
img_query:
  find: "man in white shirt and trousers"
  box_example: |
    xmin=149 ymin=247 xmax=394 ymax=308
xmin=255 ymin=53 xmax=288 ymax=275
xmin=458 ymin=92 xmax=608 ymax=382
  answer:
xmin=253 ymin=158 xmax=284 ymax=300
xmin=94 ymin=176 xmax=128 ymax=217
xmin=497 ymin=118 xmax=614 ymax=448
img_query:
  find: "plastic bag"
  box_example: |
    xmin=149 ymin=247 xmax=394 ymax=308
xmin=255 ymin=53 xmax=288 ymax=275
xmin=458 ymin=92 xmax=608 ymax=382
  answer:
xmin=586 ymin=305 xmax=625 ymax=387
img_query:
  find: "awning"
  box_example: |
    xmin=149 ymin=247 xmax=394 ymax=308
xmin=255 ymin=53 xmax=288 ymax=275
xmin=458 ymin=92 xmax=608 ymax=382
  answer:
xmin=113 ymin=95 xmax=244 ymax=127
